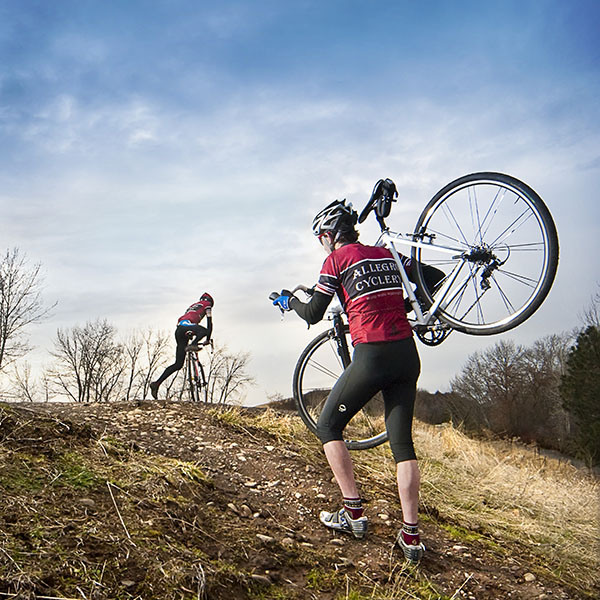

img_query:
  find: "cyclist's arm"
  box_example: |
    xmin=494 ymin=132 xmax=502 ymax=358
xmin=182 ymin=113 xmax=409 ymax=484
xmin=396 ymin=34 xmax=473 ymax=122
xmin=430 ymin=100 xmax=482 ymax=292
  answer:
xmin=204 ymin=308 xmax=213 ymax=341
xmin=289 ymin=291 xmax=332 ymax=325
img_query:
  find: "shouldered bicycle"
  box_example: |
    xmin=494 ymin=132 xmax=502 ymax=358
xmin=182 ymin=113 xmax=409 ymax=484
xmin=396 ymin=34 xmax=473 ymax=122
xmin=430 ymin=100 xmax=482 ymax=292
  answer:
xmin=271 ymin=172 xmax=559 ymax=450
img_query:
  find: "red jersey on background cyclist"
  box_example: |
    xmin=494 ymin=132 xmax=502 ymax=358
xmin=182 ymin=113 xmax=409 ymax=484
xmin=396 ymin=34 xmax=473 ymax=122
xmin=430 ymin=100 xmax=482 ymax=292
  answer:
xmin=149 ymin=293 xmax=214 ymax=399
xmin=273 ymin=192 xmax=442 ymax=563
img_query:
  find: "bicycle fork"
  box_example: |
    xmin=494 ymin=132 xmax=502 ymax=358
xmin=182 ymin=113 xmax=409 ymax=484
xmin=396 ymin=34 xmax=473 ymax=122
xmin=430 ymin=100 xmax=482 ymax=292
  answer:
xmin=331 ymin=313 xmax=352 ymax=368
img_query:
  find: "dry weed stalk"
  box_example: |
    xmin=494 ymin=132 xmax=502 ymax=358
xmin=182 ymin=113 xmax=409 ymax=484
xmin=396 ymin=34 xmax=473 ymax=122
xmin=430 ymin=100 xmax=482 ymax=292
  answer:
xmin=106 ymin=481 xmax=136 ymax=546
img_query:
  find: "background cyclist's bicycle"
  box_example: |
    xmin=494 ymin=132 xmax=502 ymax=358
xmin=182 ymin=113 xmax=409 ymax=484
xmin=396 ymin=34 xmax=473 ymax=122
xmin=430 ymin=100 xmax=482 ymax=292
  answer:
xmin=271 ymin=172 xmax=559 ymax=449
xmin=185 ymin=331 xmax=212 ymax=403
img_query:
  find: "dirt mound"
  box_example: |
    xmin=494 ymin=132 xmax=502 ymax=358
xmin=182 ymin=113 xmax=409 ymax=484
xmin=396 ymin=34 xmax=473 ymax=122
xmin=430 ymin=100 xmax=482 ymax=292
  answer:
xmin=0 ymin=402 xmax=589 ymax=599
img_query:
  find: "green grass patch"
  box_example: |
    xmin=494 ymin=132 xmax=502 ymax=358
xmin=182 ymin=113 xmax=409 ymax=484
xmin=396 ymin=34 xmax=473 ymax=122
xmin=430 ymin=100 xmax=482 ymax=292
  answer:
xmin=54 ymin=451 xmax=101 ymax=489
xmin=306 ymin=567 xmax=343 ymax=591
xmin=0 ymin=453 xmax=47 ymax=492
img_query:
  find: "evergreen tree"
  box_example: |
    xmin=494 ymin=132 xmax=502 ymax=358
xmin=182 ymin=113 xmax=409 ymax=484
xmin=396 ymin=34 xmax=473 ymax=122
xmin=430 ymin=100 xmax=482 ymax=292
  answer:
xmin=560 ymin=326 xmax=600 ymax=465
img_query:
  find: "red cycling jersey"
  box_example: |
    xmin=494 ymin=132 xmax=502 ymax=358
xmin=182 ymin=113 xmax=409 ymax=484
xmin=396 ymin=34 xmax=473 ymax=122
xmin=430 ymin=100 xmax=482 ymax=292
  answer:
xmin=315 ymin=243 xmax=412 ymax=344
xmin=178 ymin=300 xmax=212 ymax=325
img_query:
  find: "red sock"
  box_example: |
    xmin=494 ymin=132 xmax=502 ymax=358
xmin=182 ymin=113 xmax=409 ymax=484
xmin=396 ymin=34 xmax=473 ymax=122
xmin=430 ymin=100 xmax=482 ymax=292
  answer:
xmin=343 ymin=497 xmax=364 ymax=519
xmin=401 ymin=521 xmax=420 ymax=546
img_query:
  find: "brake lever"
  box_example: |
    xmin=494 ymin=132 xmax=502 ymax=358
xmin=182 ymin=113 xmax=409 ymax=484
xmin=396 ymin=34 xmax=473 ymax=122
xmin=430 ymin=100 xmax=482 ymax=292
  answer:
xmin=269 ymin=291 xmax=285 ymax=317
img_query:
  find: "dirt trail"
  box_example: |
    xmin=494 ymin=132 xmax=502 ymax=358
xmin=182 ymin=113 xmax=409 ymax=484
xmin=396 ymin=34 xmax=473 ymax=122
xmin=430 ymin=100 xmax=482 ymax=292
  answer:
xmin=1 ymin=401 xmax=585 ymax=599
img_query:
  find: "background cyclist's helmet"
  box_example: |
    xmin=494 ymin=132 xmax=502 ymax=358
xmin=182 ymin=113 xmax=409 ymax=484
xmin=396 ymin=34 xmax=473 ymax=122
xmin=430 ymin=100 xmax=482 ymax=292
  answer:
xmin=312 ymin=199 xmax=358 ymax=239
xmin=200 ymin=292 xmax=214 ymax=306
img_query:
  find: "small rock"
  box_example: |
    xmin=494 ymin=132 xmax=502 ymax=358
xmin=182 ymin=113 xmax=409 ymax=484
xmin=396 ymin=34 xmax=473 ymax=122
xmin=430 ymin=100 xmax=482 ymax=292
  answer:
xmin=336 ymin=557 xmax=354 ymax=567
xmin=121 ymin=580 xmax=136 ymax=588
xmin=80 ymin=498 xmax=96 ymax=508
xmin=237 ymin=454 xmax=247 ymax=462
xmin=256 ymin=534 xmax=275 ymax=544
xmin=250 ymin=574 xmax=271 ymax=585
xmin=378 ymin=513 xmax=390 ymax=521
xmin=281 ymin=537 xmax=294 ymax=546
xmin=244 ymin=480 xmax=258 ymax=487
xmin=265 ymin=445 xmax=275 ymax=451
xmin=524 ymin=573 xmax=536 ymax=582
xmin=294 ymin=492 xmax=301 ymax=499
xmin=316 ymin=493 xmax=326 ymax=499
xmin=300 ymin=542 xmax=314 ymax=548
xmin=227 ymin=503 xmax=239 ymax=514
xmin=239 ymin=505 xmax=253 ymax=518
xmin=453 ymin=545 xmax=469 ymax=551
xmin=330 ymin=538 xmax=345 ymax=546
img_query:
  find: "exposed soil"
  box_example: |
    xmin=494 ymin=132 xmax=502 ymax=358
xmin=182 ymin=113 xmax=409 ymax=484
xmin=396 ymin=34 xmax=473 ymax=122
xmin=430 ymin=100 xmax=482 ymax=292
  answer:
xmin=0 ymin=401 xmax=592 ymax=599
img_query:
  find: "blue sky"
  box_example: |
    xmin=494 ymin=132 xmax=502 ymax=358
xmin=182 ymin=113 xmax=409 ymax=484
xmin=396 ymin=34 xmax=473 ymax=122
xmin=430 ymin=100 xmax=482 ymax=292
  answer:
xmin=1 ymin=0 xmax=599 ymax=404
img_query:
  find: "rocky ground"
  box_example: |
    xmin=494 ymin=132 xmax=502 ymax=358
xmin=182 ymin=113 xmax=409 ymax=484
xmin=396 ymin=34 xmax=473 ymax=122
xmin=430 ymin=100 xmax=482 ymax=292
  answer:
xmin=0 ymin=401 xmax=592 ymax=599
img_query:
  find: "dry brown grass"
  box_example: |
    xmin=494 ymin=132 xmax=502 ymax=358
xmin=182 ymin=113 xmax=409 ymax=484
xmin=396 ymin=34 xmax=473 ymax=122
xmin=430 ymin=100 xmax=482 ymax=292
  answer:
xmin=349 ymin=420 xmax=600 ymax=593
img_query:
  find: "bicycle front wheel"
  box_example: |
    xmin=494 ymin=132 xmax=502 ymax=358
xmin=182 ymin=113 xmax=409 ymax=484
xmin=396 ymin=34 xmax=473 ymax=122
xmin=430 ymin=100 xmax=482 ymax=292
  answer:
xmin=292 ymin=327 xmax=388 ymax=450
xmin=412 ymin=172 xmax=559 ymax=335
xmin=187 ymin=354 xmax=207 ymax=402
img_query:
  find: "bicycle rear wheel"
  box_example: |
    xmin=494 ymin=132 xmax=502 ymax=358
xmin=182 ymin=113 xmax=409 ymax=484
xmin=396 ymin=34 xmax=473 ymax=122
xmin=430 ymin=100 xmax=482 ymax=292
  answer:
xmin=293 ymin=326 xmax=388 ymax=450
xmin=187 ymin=353 xmax=207 ymax=402
xmin=412 ymin=172 xmax=559 ymax=335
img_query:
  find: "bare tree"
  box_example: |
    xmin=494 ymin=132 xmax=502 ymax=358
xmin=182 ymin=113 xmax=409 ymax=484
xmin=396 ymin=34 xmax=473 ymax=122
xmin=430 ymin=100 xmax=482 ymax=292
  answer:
xmin=140 ymin=328 xmax=171 ymax=399
xmin=11 ymin=362 xmax=38 ymax=402
xmin=120 ymin=328 xmax=171 ymax=401
xmin=121 ymin=330 xmax=143 ymax=401
xmin=48 ymin=319 xmax=124 ymax=402
xmin=0 ymin=248 xmax=54 ymax=373
xmin=205 ymin=344 xmax=255 ymax=404
xmin=450 ymin=334 xmax=573 ymax=446
xmin=580 ymin=285 xmax=600 ymax=329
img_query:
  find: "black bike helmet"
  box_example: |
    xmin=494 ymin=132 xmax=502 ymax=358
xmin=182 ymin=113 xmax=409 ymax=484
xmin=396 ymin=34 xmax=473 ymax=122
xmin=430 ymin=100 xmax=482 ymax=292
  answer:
xmin=200 ymin=292 xmax=214 ymax=306
xmin=312 ymin=199 xmax=358 ymax=239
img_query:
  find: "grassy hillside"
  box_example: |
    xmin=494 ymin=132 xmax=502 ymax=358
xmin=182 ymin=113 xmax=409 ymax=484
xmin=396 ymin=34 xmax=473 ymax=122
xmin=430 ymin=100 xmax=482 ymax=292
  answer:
xmin=0 ymin=401 xmax=598 ymax=599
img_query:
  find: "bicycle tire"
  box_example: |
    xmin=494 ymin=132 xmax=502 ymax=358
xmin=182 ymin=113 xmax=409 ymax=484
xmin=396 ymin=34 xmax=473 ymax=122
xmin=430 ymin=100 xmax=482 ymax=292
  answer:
xmin=292 ymin=326 xmax=389 ymax=450
xmin=187 ymin=353 xmax=207 ymax=402
xmin=412 ymin=172 xmax=559 ymax=335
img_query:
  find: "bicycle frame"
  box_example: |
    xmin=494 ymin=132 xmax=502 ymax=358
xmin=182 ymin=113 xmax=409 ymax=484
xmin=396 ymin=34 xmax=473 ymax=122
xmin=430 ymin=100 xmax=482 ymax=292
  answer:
xmin=376 ymin=228 xmax=465 ymax=329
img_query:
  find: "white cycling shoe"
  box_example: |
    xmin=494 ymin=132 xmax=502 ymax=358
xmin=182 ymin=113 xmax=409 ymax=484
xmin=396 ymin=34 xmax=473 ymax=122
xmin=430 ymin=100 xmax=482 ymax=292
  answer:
xmin=396 ymin=531 xmax=426 ymax=563
xmin=319 ymin=507 xmax=368 ymax=539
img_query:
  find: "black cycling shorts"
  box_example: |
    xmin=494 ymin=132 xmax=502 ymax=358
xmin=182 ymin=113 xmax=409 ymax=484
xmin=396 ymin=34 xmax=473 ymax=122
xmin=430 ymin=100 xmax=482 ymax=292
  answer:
xmin=316 ymin=336 xmax=421 ymax=463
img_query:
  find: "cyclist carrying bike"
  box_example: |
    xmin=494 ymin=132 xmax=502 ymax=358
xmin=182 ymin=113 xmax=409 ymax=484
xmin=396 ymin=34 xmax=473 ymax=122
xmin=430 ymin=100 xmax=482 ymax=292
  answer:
xmin=149 ymin=293 xmax=214 ymax=399
xmin=273 ymin=200 xmax=426 ymax=562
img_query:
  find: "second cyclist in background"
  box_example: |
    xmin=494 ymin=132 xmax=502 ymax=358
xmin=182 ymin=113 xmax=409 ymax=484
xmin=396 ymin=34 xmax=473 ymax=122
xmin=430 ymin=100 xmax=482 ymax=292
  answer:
xmin=150 ymin=293 xmax=214 ymax=399
xmin=272 ymin=199 xmax=427 ymax=562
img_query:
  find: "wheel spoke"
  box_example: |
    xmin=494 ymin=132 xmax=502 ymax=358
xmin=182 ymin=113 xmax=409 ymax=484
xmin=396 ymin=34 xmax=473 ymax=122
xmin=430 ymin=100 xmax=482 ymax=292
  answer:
xmin=441 ymin=202 xmax=471 ymax=246
xmin=496 ymin=268 xmax=540 ymax=289
xmin=489 ymin=272 xmax=517 ymax=313
xmin=489 ymin=207 xmax=535 ymax=249
xmin=479 ymin=186 xmax=507 ymax=241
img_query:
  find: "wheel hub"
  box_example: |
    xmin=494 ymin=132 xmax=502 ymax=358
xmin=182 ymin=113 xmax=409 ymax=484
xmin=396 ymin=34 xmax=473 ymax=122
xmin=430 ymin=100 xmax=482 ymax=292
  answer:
xmin=467 ymin=244 xmax=495 ymax=264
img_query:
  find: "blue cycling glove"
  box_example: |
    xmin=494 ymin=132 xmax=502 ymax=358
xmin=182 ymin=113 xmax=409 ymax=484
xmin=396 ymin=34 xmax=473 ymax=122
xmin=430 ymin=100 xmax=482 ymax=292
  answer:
xmin=273 ymin=290 xmax=293 ymax=311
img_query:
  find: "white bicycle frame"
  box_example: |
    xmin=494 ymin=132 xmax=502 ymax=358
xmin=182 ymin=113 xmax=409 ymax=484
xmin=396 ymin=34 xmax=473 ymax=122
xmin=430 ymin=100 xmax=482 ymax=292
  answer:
xmin=375 ymin=228 xmax=471 ymax=330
